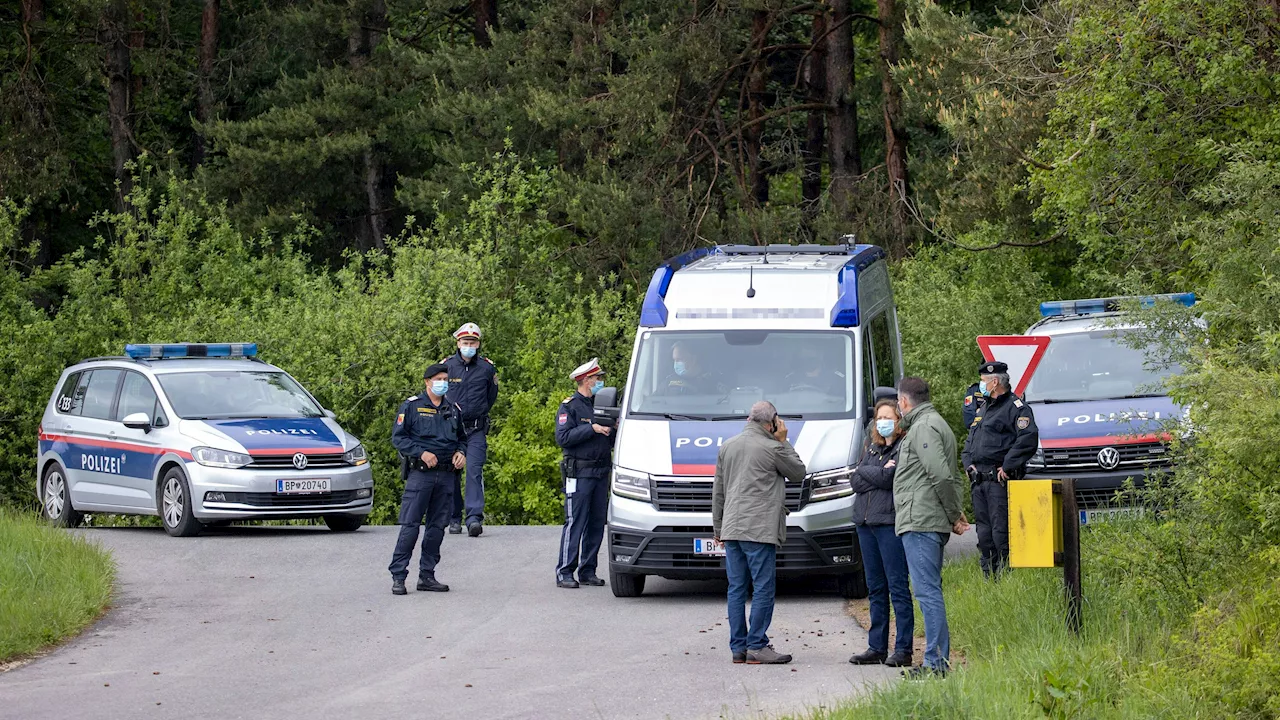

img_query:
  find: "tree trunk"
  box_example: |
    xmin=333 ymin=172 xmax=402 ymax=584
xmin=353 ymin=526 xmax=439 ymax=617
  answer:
xmin=801 ymin=11 xmax=827 ymax=235
xmin=877 ymin=0 xmax=910 ymax=257
xmin=103 ymin=0 xmax=134 ymax=211
xmin=21 ymin=0 xmax=43 ymax=25
xmin=743 ymin=10 xmax=771 ymax=207
xmin=349 ymin=0 xmax=388 ymax=251
xmin=825 ymin=0 xmax=861 ymax=227
xmin=473 ymin=0 xmax=499 ymax=48
xmin=193 ymin=0 xmax=220 ymax=166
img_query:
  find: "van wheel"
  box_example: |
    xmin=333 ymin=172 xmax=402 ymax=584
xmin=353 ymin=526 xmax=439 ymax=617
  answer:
xmin=323 ymin=514 xmax=365 ymax=532
xmin=158 ymin=468 xmax=203 ymax=537
xmin=42 ymin=466 xmax=84 ymax=528
xmin=838 ymin=572 xmax=869 ymax=599
xmin=610 ymin=569 xmax=646 ymax=597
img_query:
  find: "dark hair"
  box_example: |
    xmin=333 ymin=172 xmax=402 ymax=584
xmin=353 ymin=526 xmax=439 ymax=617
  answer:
xmin=897 ymin=376 xmax=931 ymax=404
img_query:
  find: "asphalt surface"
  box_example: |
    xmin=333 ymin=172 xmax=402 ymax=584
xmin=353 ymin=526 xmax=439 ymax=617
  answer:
xmin=1 ymin=525 xmax=976 ymax=720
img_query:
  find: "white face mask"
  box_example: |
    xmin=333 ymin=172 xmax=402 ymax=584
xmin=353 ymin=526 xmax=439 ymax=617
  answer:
xmin=460 ymin=346 xmax=478 ymax=359
xmin=430 ymin=379 xmax=450 ymax=396
xmin=875 ymin=419 xmax=897 ymax=438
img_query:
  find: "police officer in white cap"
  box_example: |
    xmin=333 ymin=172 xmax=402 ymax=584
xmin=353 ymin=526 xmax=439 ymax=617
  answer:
xmin=554 ymin=357 xmax=616 ymax=588
xmin=441 ymin=322 xmax=498 ymax=537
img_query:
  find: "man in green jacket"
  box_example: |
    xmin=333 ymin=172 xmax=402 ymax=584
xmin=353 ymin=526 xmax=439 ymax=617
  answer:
xmin=713 ymin=400 xmax=808 ymax=665
xmin=893 ymin=377 xmax=970 ymax=677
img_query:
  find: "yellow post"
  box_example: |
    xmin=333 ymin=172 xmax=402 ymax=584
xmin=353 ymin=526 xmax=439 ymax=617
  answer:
xmin=1007 ymin=479 xmax=1063 ymax=568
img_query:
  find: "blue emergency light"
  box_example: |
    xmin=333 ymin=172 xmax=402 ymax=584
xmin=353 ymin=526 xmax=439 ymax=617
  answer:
xmin=1039 ymin=293 xmax=1196 ymax=318
xmin=124 ymin=343 xmax=258 ymax=359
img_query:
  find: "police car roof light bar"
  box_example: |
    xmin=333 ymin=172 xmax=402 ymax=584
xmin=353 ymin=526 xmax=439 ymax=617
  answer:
xmin=640 ymin=247 xmax=721 ymax=327
xmin=124 ymin=343 xmax=259 ymax=360
xmin=830 ymin=245 xmax=887 ymax=328
xmin=1039 ymin=293 xmax=1196 ymax=318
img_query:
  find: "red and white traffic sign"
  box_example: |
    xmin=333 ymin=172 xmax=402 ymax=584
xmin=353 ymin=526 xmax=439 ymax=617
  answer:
xmin=976 ymin=335 xmax=1051 ymax=397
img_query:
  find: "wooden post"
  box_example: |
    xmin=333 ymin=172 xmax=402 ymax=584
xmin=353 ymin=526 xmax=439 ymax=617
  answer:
xmin=1061 ymin=477 xmax=1083 ymax=633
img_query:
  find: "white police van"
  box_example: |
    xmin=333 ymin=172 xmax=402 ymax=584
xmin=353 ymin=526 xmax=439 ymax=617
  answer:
xmin=1021 ymin=294 xmax=1193 ymax=522
xmin=596 ymin=243 xmax=902 ymax=598
xmin=37 ymin=343 xmax=374 ymax=536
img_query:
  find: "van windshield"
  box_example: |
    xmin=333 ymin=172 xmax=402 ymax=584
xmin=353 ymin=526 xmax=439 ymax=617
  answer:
xmin=1024 ymin=329 xmax=1182 ymax=403
xmin=157 ymin=371 xmax=324 ymax=419
xmin=627 ymin=330 xmax=856 ymax=419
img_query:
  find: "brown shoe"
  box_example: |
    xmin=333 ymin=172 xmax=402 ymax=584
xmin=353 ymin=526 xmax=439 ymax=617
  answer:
xmin=746 ymin=645 xmax=792 ymax=665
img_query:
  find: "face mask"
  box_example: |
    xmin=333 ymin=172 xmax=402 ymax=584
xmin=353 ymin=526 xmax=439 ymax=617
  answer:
xmin=460 ymin=346 xmax=477 ymax=359
xmin=431 ymin=380 xmax=450 ymax=396
xmin=979 ymin=380 xmax=989 ymax=396
xmin=673 ymin=361 xmax=687 ymax=376
xmin=591 ymin=380 xmax=605 ymax=395
xmin=876 ymin=419 xmax=897 ymax=438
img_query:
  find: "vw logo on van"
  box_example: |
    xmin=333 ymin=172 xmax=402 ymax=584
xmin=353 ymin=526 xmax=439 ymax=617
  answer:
xmin=292 ymin=453 xmax=308 ymax=470
xmin=1097 ymin=447 xmax=1120 ymax=470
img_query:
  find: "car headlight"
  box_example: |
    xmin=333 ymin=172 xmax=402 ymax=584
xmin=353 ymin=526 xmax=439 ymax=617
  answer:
xmin=809 ymin=467 xmax=854 ymax=501
xmin=612 ymin=469 xmax=651 ymax=501
xmin=343 ymin=444 xmax=368 ymax=466
xmin=192 ymin=446 xmax=253 ymax=469
xmin=1028 ymin=446 xmax=1045 ymax=469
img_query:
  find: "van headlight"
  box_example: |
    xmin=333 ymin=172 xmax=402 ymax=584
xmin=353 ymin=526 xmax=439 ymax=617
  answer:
xmin=809 ymin=467 xmax=854 ymax=501
xmin=1028 ymin=446 xmax=1045 ymax=469
xmin=343 ymin=444 xmax=368 ymax=466
xmin=192 ymin=446 xmax=253 ymax=469
xmin=612 ymin=469 xmax=651 ymax=501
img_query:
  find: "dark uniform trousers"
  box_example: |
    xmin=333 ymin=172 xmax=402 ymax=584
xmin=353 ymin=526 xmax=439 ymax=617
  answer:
xmin=388 ymin=469 xmax=455 ymax=581
xmin=452 ymin=424 xmax=487 ymax=525
xmin=556 ymin=473 xmax=609 ymax=581
xmin=971 ymin=474 xmax=1010 ymax=577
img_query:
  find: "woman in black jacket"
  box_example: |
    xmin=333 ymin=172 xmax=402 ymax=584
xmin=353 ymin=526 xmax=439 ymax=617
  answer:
xmin=848 ymin=399 xmax=914 ymax=667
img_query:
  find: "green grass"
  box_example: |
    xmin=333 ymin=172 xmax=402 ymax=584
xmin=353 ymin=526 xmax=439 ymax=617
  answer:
xmin=0 ymin=509 xmax=115 ymax=662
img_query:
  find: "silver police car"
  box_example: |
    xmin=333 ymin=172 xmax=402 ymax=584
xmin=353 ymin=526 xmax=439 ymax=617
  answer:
xmin=37 ymin=343 xmax=374 ymax=536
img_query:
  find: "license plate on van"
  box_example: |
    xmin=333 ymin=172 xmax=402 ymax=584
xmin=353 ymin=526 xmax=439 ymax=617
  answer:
xmin=277 ymin=478 xmax=330 ymax=494
xmin=693 ymin=538 xmax=725 ymax=556
xmin=1079 ymin=506 xmax=1144 ymax=525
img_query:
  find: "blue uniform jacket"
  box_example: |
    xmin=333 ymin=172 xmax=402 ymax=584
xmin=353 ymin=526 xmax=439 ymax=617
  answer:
xmin=392 ymin=394 xmax=467 ymax=461
xmin=442 ymin=352 xmax=499 ymax=423
xmin=556 ymin=392 xmax=615 ymax=479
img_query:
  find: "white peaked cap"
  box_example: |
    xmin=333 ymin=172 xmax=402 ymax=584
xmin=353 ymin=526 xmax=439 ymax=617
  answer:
xmin=570 ymin=357 xmax=605 ymax=381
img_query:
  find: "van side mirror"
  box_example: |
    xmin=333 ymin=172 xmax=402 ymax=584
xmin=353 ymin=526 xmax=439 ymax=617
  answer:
xmin=594 ymin=386 xmax=621 ymax=428
xmin=122 ymin=412 xmax=153 ymax=432
xmin=323 ymin=409 xmax=336 ymax=419
xmin=595 ymin=386 xmax=619 ymax=409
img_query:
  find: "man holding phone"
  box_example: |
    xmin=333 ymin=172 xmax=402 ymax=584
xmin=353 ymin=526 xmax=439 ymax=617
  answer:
xmin=712 ymin=401 xmax=808 ymax=665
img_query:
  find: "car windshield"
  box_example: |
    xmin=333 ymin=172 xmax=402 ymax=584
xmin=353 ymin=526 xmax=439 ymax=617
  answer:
xmin=157 ymin=370 xmax=323 ymax=419
xmin=1024 ymin=329 xmax=1182 ymax=403
xmin=627 ymin=330 xmax=856 ymax=419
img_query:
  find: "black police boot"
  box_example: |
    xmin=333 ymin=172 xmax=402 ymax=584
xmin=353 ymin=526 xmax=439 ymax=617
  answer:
xmin=556 ymin=577 xmax=580 ymax=589
xmin=849 ymin=649 xmax=887 ymax=665
xmin=467 ymin=521 xmax=483 ymax=537
xmin=448 ymin=522 xmax=463 ymax=535
xmin=391 ymin=578 xmax=407 ymax=596
xmin=417 ymin=576 xmax=450 ymax=592
xmin=884 ymin=651 xmax=913 ymax=668
xmin=579 ymin=575 xmax=605 ymax=587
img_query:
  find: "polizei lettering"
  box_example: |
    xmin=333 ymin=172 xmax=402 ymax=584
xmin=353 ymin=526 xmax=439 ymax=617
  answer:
xmin=82 ymin=453 xmax=125 ymax=474
xmin=674 ymin=436 xmax=729 ymax=449
xmin=1056 ymin=410 xmax=1163 ymax=427
xmin=244 ymin=428 xmax=320 ymax=436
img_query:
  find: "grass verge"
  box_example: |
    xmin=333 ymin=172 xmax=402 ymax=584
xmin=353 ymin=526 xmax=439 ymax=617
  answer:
xmin=0 ymin=509 xmax=115 ymax=663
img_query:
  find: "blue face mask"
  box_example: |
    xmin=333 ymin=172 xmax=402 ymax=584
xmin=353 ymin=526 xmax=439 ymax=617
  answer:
xmin=591 ymin=380 xmax=605 ymax=395
xmin=979 ymin=380 xmax=989 ymax=396
xmin=460 ymin=346 xmax=478 ymax=359
xmin=673 ymin=361 xmax=687 ymax=376
xmin=431 ymin=379 xmax=450 ymax=396
xmin=875 ymin=419 xmax=897 ymax=438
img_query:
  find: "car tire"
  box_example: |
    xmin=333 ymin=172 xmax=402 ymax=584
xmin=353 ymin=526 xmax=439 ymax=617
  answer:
xmin=838 ymin=572 xmax=869 ymax=600
xmin=323 ymin=514 xmax=365 ymax=532
xmin=610 ymin=569 xmax=646 ymax=598
xmin=42 ymin=465 xmax=84 ymax=528
xmin=158 ymin=468 xmax=203 ymax=537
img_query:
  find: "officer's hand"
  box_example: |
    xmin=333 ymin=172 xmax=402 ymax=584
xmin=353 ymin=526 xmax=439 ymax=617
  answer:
xmin=592 ymin=423 xmax=612 ymax=436
xmin=451 ymin=452 xmax=466 ymax=470
xmin=420 ymin=451 xmax=438 ymax=468
xmin=997 ymin=467 xmax=1010 ymax=483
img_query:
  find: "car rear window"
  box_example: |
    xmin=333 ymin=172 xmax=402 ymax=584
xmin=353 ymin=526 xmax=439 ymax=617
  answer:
xmin=55 ymin=372 xmax=84 ymax=414
xmin=80 ymin=369 xmax=123 ymax=420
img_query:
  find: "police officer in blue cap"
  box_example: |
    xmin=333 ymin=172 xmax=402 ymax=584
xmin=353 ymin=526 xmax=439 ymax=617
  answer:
xmin=442 ymin=322 xmax=498 ymax=538
xmin=388 ymin=363 xmax=466 ymax=595
xmin=555 ymin=358 xmax=616 ymax=589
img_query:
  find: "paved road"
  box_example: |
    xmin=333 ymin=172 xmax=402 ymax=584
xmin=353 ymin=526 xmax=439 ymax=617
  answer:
xmin=1 ymin=525 xmax=975 ymax=720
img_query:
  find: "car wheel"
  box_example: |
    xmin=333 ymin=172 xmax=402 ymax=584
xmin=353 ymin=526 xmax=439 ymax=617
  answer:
xmin=609 ymin=569 xmax=646 ymax=597
xmin=42 ymin=466 xmax=83 ymax=528
xmin=323 ymin=514 xmax=365 ymax=532
xmin=838 ymin=572 xmax=869 ymax=599
xmin=158 ymin=468 xmax=203 ymax=537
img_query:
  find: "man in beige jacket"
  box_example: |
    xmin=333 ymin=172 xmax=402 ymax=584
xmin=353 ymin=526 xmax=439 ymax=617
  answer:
xmin=712 ymin=401 xmax=808 ymax=665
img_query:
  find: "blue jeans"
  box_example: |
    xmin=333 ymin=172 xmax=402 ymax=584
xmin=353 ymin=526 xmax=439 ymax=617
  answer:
xmin=857 ymin=524 xmax=914 ymax=655
xmin=901 ymin=531 xmax=950 ymax=670
xmin=724 ymin=540 xmax=777 ymax=653
xmin=388 ymin=470 xmax=454 ymax=581
xmin=452 ymin=429 xmax=487 ymax=525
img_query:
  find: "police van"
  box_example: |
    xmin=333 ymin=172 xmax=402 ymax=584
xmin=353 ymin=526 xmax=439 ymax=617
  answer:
xmin=595 ymin=243 xmax=902 ymax=598
xmin=37 ymin=343 xmax=374 ymax=536
xmin=1021 ymin=295 xmax=1193 ymax=522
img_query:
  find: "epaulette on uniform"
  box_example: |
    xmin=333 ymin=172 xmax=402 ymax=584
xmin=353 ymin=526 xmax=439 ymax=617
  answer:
xmin=562 ymin=397 xmax=574 ymax=404
xmin=407 ymin=395 xmax=419 ymax=402
xmin=1014 ymin=398 xmax=1024 ymax=408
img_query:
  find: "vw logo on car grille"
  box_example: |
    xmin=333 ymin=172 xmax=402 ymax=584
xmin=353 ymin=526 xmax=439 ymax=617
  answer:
xmin=1097 ymin=447 xmax=1120 ymax=470
xmin=292 ymin=453 xmax=308 ymax=470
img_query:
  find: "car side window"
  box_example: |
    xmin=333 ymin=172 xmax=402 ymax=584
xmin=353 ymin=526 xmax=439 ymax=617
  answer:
xmin=868 ymin=313 xmax=896 ymax=390
xmin=80 ymin=369 xmax=123 ymax=420
xmin=116 ymin=371 xmax=160 ymax=423
xmin=55 ymin=372 xmax=84 ymax=415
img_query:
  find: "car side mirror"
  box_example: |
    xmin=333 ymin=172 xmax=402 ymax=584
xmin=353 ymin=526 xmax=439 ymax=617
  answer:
xmin=594 ymin=386 xmax=621 ymax=428
xmin=595 ymin=386 xmax=619 ymax=409
xmin=122 ymin=412 xmax=153 ymax=432
xmin=323 ymin=409 xmax=336 ymax=419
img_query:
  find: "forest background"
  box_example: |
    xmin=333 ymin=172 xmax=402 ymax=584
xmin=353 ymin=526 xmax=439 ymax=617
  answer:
xmin=4 ymin=0 xmax=1280 ymax=713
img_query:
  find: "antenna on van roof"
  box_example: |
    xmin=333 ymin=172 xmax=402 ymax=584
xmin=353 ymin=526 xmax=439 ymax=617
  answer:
xmin=746 ymin=265 xmax=756 ymax=298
